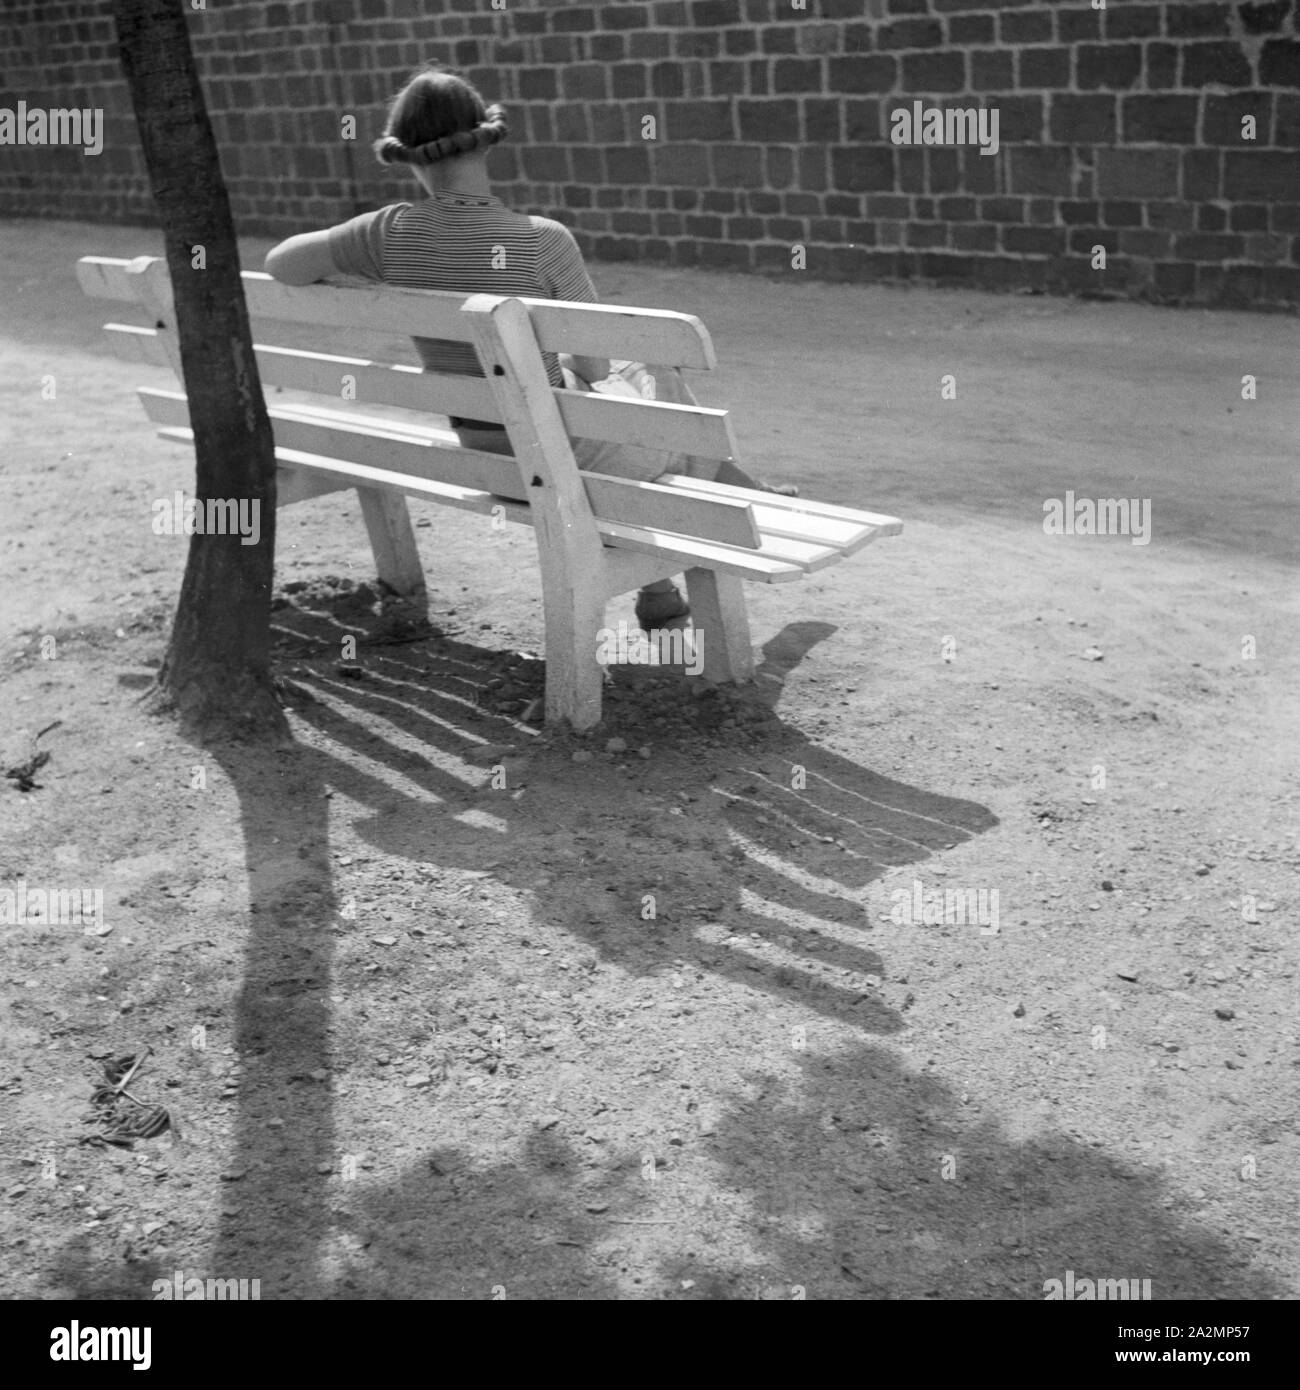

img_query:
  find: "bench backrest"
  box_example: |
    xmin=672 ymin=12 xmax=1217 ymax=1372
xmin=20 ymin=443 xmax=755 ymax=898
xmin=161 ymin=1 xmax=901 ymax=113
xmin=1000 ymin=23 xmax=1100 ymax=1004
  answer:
xmin=76 ymin=255 xmax=763 ymax=551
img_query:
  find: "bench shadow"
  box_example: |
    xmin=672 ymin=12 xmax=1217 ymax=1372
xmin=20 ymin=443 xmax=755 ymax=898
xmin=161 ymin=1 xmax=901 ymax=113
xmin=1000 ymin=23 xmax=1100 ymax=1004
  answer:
xmin=173 ymin=588 xmax=1282 ymax=1299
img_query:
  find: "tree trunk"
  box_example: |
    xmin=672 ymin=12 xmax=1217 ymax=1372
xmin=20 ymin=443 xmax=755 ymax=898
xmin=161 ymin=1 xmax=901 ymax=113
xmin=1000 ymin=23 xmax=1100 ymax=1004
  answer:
xmin=112 ymin=0 xmax=287 ymax=741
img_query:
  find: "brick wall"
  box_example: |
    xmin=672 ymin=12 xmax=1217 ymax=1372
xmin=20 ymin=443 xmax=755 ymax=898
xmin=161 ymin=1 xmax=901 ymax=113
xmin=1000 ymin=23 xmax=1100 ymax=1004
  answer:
xmin=2 ymin=0 xmax=1298 ymax=308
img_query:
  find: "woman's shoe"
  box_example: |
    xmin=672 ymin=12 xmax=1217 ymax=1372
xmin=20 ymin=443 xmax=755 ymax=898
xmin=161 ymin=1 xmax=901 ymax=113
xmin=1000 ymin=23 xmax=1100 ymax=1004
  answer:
xmin=635 ymin=583 xmax=690 ymax=627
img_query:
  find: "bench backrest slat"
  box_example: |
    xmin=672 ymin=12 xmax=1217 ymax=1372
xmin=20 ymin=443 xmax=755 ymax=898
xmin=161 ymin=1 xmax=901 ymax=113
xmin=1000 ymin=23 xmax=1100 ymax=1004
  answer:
xmin=103 ymin=322 xmax=739 ymax=460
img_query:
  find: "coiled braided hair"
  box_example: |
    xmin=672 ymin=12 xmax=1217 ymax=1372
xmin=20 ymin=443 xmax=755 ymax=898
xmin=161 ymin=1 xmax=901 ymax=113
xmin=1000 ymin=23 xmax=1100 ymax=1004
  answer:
xmin=373 ymin=65 xmax=509 ymax=167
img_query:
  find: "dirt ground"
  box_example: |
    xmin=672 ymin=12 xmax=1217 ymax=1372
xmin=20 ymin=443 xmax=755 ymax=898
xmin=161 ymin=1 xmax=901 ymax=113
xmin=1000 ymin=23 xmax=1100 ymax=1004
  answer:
xmin=1 ymin=216 xmax=1298 ymax=1301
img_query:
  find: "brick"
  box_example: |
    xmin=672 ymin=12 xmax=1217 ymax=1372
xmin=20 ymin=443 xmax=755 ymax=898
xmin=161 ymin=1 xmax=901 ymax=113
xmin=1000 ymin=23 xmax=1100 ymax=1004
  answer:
xmin=960 ymin=145 xmax=1001 ymax=194
xmin=949 ymin=14 xmax=995 ymax=45
xmin=798 ymin=23 xmax=843 ymax=56
xmin=867 ymin=195 xmax=911 ymax=218
xmin=805 ymin=97 xmax=844 ymax=142
xmin=971 ymin=50 xmax=1014 ymax=91
xmin=1230 ymin=203 xmax=1270 ymax=231
xmin=1146 ymin=201 xmax=1195 ymax=231
xmin=811 ymin=217 xmax=844 ymax=242
xmin=1238 ymin=1 xmax=1292 ymax=35
xmin=684 ymin=214 xmax=724 ymax=239
xmin=1145 ymin=43 xmax=1179 ymax=89
xmin=1122 ymin=95 xmax=1200 ymax=144
xmin=761 ymin=26 xmax=799 ymax=54
xmin=1225 ymin=150 xmax=1300 ymax=198
xmin=602 ymin=4 xmax=651 ymax=28
xmin=877 ymin=19 xmax=943 ymax=49
xmin=748 ymin=60 xmax=770 ymax=95
xmin=828 ymin=55 xmax=898 ymax=92
xmin=767 ymin=217 xmax=805 ymax=241
xmin=522 ymin=146 xmax=570 ymax=182
xmin=1184 ymin=149 xmax=1222 ymax=199
xmin=906 ymin=223 xmax=949 ymax=248
xmin=555 ymin=105 xmax=590 ymax=143
xmin=897 ymin=148 xmax=926 ymax=192
xmin=561 ymin=64 xmax=607 ymax=100
xmin=517 ymin=68 xmax=557 ymax=102
xmin=952 ymin=222 xmax=997 ymax=251
xmin=766 ymin=146 xmax=795 ymax=187
xmin=1153 ymin=262 xmax=1197 ymax=298
xmin=773 ymin=58 xmax=823 ymax=92
xmin=938 ymin=195 xmax=978 ymax=220
xmin=928 ymin=148 xmax=961 ymax=193
xmin=1183 ymin=41 xmax=1254 ymax=87
xmin=711 ymin=145 xmax=765 ymax=187
xmin=830 ymin=145 xmax=897 ymax=192
xmin=980 ymin=197 xmax=1025 ymax=223
xmin=688 ymin=0 xmax=729 ymax=24
xmin=677 ymin=30 xmax=721 ymax=58
xmin=606 ymin=146 xmax=652 ymax=183
xmin=1097 ymin=148 xmax=1179 ymax=199
xmin=612 ymin=64 xmax=648 ymax=98
xmin=1077 ymin=44 xmax=1142 ymax=90
xmin=552 ymin=7 xmax=597 ymax=32
xmin=1275 ymin=95 xmax=1300 ymax=145
xmin=797 ymin=147 xmax=829 ymax=191
xmin=1174 ymin=232 xmax=1245 ymax=259
xmin=1009 ymin=146 xmax=1074 ymax=196
xmin=1166 ymin=3 xmax=1232 ymax=37
xmin=785 ymin=193 xmax=822 ymax=216
xmin=724 ymin=26 xmax=758 ymax=55
xmin=1018 ymin=48 xmax=1070 ymax=89
xmin=748 ymin=192 xmax=782 ymax=213
xmin=665 ymin=99 xmax=733 ymax=141
xmin=707 ymin=61 xmax=747 ymax=95
xmin=1118 ymin=229 xmax=1173 ymax=259
xmin=1051 ymin=94 xmax=1117 ymax=143
xmin=1000 ymin=11 xmax=1052 ymax=45
xmin=1198 ymin=203 xmax=1228 ymax=231
xmin=651 ymin=143 xmax=711 ymax=186
xmin=737 ymin=98 xmax=798 ymax=141
xmin=611 ymin=211 xmax=654 ymax=234
xmin=629 ymin=32 xmax=672 ymax=59
xmin=1003 ymin=225 xmax=1066 ymax=256
xmin=1105 ymin=5 xmax=1163 ymax=40
xmin=1101 ymin=202 xmax=1145 ymax=226
xmin=1261 ymin=40 xmax=1300 ymax=87
xmin=1068 ymin=228 xmax=1114 ymax=255
xmin=1057 ymin=10 xmax=1102 ymax=44
xmin=1203 ymin=92 xmax=1274 ymax=145
xmin=902 ymin=52 xmax=966 ymax=92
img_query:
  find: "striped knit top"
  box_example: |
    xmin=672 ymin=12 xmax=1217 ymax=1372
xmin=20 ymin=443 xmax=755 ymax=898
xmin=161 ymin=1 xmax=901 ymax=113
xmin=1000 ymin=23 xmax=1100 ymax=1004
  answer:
xmin=326 ymin=190 xmax=598 ymax=387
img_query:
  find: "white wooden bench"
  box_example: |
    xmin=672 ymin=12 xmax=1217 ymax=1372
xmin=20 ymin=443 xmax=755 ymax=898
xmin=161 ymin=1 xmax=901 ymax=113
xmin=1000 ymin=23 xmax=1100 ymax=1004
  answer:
xmin=77 ymin=254 xmax=902 ymax=730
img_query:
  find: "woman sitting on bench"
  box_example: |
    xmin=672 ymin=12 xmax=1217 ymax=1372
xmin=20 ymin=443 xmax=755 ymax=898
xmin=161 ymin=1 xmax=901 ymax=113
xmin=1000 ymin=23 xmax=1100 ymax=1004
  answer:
xmin=264 ymin=63 xmax=792 ymax=628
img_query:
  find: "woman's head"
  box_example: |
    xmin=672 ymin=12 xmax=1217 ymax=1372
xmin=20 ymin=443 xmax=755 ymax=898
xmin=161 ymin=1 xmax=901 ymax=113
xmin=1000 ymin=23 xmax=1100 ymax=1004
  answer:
xmin=374 ymin=65 xmax=508 ymax=168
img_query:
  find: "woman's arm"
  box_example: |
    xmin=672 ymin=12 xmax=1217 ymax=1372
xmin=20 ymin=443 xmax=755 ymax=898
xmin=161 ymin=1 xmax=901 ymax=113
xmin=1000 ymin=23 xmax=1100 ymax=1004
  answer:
xmin=264 ymin=229 xmax=337 ymax=285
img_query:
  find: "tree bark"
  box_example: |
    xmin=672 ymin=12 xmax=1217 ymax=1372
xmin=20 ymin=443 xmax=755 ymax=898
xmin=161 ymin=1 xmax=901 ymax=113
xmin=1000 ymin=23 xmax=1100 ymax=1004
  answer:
xmin=112 ymin=0 xmax=287 ymax=741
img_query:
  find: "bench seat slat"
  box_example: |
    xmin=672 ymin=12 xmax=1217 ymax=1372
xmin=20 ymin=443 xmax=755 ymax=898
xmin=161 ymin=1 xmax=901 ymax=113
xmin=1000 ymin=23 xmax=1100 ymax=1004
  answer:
xmin=155 ymin=425 xmax=798 ymax=585
xmin=143 ymin=390 xmax=763 ymax=551
xmin=657 ymin=474 xmax=904 ymax=535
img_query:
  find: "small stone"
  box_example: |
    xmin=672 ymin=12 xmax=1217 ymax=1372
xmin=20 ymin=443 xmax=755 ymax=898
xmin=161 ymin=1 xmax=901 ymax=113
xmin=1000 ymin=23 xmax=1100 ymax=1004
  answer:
xmin=1012 ymin=1002 xmax=1026 ymax=1018
xmin=316 ymin=1162 xmax=334 ymax=1175
xmin=584 ymin=1201 xmax=609 ymax=1214
xmin=1115 ymin=966 xmax=1139 ymax=981
xmin=309 ymin=1069 xmax=329 ymax=1082
xmin=571 ymin=750 xmax=593 ymax=764
xmin=405 ymin=1073 xmax=432 ymax=1089
xmin=6 ymin=1186 xmax=28 ymax=1199
xmin=1083 ymin=647 xmax=1104 ymax=661
xmin=1214 ymin=1007 xmax=1235 ymax=1021
xmin=604 ymin=737 xmax=627 ymax=754
xmin=371 ymin=935 xmax=398 ymax=947
xmin=637 ymin=746 xmax=652 ymax=759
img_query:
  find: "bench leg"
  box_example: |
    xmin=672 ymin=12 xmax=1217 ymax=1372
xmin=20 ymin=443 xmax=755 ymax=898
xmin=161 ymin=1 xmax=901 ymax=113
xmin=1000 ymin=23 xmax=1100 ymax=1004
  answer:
xmin=356 ymin=487 xmax=426 ymax=600
xmin=683 ymin=567 xmax=754 ymax=684
xmin=544 ymin=588 xmax=607 ymax=731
